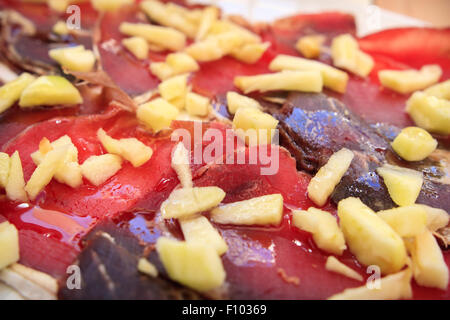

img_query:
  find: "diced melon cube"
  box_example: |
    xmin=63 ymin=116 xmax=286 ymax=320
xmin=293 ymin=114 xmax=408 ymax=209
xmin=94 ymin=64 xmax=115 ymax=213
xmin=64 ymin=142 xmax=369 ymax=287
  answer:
xmin=149 ymin=62 xmax=174 ymax=81
xmin=406 ymin=91 xmax=450 ymax=135
xmin=5 ymin=151 xmax=27 ymax=202
xmin=49 ymin=45 xmax=96 ymax=72
xmin=196 ymin=6 xmax=219 ymax=40
xmin=0 ymin=153 xmax=10 ymax=188
xmin=234 ymin=70 xmax=323 ymax=94
xmin=30 ymin=135 xmax=82 ymax=188
xmin=292 ymin=207 xmax=346 ymax=255
xmin=137 ymin=258 xmax=158 ymax=278
xmin=424 ymin=79 xmax=450 ymax=100
xmin=331 ymin=34 xmax=374 ymax=77
xmin=307 ymin=148 xmax=354 ymax=206
xmin=158 ymin=74 xmax=188 ymax=104
xmin=378 ymin=65 xmax=442 ymax=94
xmin=231 ymin=42 xmax=270 ymax=64
xmin=0 ymin=73 xmax=36 ymax=114
xmin=161 ymin=187 xmax=226 ymax=219
xmin=166 ymin=53 xmax=199 ymax=74
xmin=328 ymin=268 xmax=412 ymax=300
xmin=171 ymin=142 xmax=192 ymax=189
xmin=269 ymin=54 xmax=349 ymax=93
xmin=0 ymin=221 xmax=19 ymax=270
xmin=417 ymin=204 xmax=449 ymax=231
xmin=19 ymin=76 xmax=83 ymax=108
xmin=140 ymin=0 xmax=198 ymax=38
xmin=185 ymin=39 xmax=224 ymax=62
xmin=208 ymin=19 xmax=260 ymax=43
xmin=407 ymin=230 xmax=449 ymax=290
xmin=377 ymin=205 xmax=427 ymax=237
xmin=391 ymin=127 xmax=437 ymax=161
xmin=81 ymin=154 xmax=122 ymax=186
xmin=52 ymin=21 xmax=69 ymax=36
xmin=137 ymin=98 xmax=180 ymax=133
xmin=25 ymin=146 xmax=69 ymax=200
xmin=119 ymin=22 xmax=186 ymax=52
xmin=185 ymin=92 xmax=210 ymax=117
xmin=377 ymin=164 xmax=423 ymax=207
xmin=325 ymin=256 xmax=363 ymax=282
xmin=91 ymin=0 xmax=133 ymax=11
xmin=226 ymin=91 xmax=261 ymax=114
xmin=232 ymin=107 xmax=279 ymax=146
xmin=97 ymin=128 xmax=153 ymax=167
xmin=295 ymin=35 xmax=325 ymax=59
xmin=180 ymin=215 xmax=228 ymax=255
xmin=122 ymin=37 xmax=149 ymax=60
xmin=156 ymin=237 xmax=226 ymax=292
xmin=338 ymin=197 xmax=407 ymax=274
xmin=211 ymin=194 xmax=283 ymax=226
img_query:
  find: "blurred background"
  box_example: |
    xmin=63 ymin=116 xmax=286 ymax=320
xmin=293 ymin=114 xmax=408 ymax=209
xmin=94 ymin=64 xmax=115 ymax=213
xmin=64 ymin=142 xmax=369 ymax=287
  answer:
xmin=197 ymin=0 xmax=449 ymax=36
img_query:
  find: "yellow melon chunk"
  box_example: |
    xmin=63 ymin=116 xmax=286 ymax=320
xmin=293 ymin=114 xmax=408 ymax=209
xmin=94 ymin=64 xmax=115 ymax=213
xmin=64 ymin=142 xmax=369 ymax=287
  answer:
xmin=0 ymin=221 xmax=20 ymax=270
xmin=0 ymin=153 xmax=10 ymax=188
xmin=406 ymin=91 xmax=450 ymax=135
xmin=185 ymin=92 xmax=210 ymax=117
xmin=269 ymin=54 xmax=349 ymax=93
xmin=325 ymin=256 xmax=363 ymax=282
xmin=417 ymin=204 xmax=449 ymax=231
xmin=292 ymin=207 xmax=346 ymax=255
xmin=81 ymin=154 xmax=122 ymax=186
xmin=424 ymin=79 xmax=450 ymax=100
xmin=226 ymin=91 xmax=261 ymax=114
xmin=196 ymin=6 xmax=219 ymax=41
xmin=234 ymin=70 xmax=323 ymax=94
xmin=91 ymin=0 xmax=133 ymax=11
xmin=25 ymin=146 xmax=69 ymax=200
xmin=49 ymin=45 xmax=96 ymax=72
xmin=166 ymin=53 xmax=199 ymax=74
xmin=137 ymin=258 xmax=158 ymax=278
xmin=328 ymin=268 xmax=412 ymax=300
xmin=171 ymin=142 xmax=192 ymax=189
xmin=119 ymin=22 xmax=186 ymax=52
xmin=338 ymin=197 xmax=407 ymax=274
xmin=161 ymin=187 xmax=226 ymax=219
xmin=307 ymin=148 xmax=354 ymax=206
xmin=391 ymin=127 xmax=437 ymax=162
xmin=19 ymin=76 xmax=82 ymax=108
xmin=30 ymin=135 xmax=82 ymax=188
xmin=122 ymin=37 xmax=149 ymax=60
xmin=180 ymin=215 xmax=228 ymax=255
xmin=156 ymin=237 xmax=225 ymax=292
xmin=331 ymin=34 xmax=374 ymax=77
xmin=231 ymin=42 xmax=270 ymax=64
xmin=211 ymin=194 xmax=283 ymax=226
xmin=5 ymin=151 xmax=27 ymax=202
xmin=52 ymin=21 xmax=69 ymax=36
xmin=158 ymin=74 xmax=188 ymax=107
xmin=208 ymin=20 xmax=261 ymax=44
xmin=379 ymin=65 xmax=442 ymax=94
xmin=137 ymin=98 xmax=179 ymax=133
xmin=232 ymin=107 xmax=279 ymax=146
xmin=0 ymin=73 xmax=36 ymax=114
xmin=377 ymin=164 xmax=423 ymax=207
xmin=97 ymin=129 xmax=153 ymax=168
xmin=140 ymin=0 xmax=198 ymax=38
xmin=407 ymin=230 xmax=449 ymax=290
xmin=377 ymin=205 xmax=427 ymax=237
xmin=295 ymin=35 xmax=325 ymax=59
xmin=149 ymin=62 xmax=174 ymax=81
xmin=186 ymin=32 xmax=245 ymax=62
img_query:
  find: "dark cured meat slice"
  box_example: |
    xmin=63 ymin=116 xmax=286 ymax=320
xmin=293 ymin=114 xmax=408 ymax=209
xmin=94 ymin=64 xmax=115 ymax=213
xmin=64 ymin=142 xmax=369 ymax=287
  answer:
xmin=58 ymin=220 xmax=203 ymax=300
xmin=268 ymin=92 xmax=450 ymax=212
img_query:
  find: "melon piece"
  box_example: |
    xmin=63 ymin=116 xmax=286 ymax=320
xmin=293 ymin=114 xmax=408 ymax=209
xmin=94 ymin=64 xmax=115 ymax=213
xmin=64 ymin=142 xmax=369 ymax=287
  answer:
xmin=0 ymin=73 xmax=36 ymax=114
xmin=92 ymin=0 xmax=133 ymax=11
xmin=378 ymin=65 xmax=442 ymax=94
xmin=185 ymin=92 xmax=210 ymax=117
xmin=391 ymin=127 xmax=437 ymax=162
xmin=338 ymin=197 xmax=407 ymax=274
xmin=377 ymin=164 xmax=423 ymax=207
xmin=161 ymin=187 xmax=226 ymax=219
xmin=122 ymin=37 xmax=149 ymax=60
xmin=226 ymin=91 xmax=261 ymax=114
xmin=377 ymin=205 xmax=427 ymax=237
xmin=5 ymin=151 xmax=27 ymax=202
xmin=171 ymin=142 xmax=192 ymax=189
xmin=325 ymin=256 xmax=363 ymax=281
xmin=331 ymin=34 xmax=374 ymax=77
xmin=211 ymin=194 xmax=284 ymax=226
xmin=0 ymin=153 xmax=10 ymax=188
xmin=49 ymin=45 xmax=96 ymax=72
xmin=81 ymin=154 xmax=123 ymax=186
xmin=137 ymin=98 xmax=179 ymax=133
xmin=232 ymin=107 xmax=279 ymax=146
xmin=295 ymin=35 xmax=325 ymax=59
xmin=0 ymin=221 xmax=20 ymax=270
